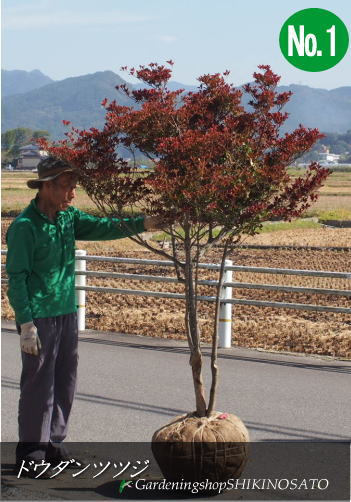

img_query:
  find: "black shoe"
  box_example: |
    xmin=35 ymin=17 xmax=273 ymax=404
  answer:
xmin=46 ymin=443 xmax=84 ymax=469
xmin=16 ymin=442 xmax=47 ymax=466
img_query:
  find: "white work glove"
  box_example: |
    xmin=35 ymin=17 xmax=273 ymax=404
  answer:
xmin=20 ymin=322 xmax=41 ymax=356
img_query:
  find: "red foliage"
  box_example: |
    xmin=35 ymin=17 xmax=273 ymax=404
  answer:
xmin=40 ymin=62 xmax=330 ymax=234
xmin=39 ymin=62 xmax=332 ymax=416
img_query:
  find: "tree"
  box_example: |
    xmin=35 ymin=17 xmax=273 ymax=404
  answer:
xmin=1 ymin=127 xmax=50 ymax=163
xmin=1 ymin=128 xmax=32 ymax=152
xmin=32 ymin=130 xmax=50 ymax=141
xmin=40 ymin=62 xmax=330 ymax=418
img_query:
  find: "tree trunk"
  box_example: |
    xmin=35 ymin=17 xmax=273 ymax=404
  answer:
xmin=207 ymin=239 xmax=230 ymax=416
xmin=184 ymin=230 xmax=207 ymax=417
xmin=190 ymin=348 xmax=207 ymax=417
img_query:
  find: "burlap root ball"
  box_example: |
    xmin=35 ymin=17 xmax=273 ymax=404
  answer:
xmin=151 ymin=411 xmax=249 ymax=482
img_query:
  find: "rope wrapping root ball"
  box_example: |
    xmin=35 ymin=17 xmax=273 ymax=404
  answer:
xmin=151 ymin=411 xmax=249 ymax=482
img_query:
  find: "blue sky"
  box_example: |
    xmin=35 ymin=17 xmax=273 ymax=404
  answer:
xmin=2 ymin=0 xmax=350 ymax=89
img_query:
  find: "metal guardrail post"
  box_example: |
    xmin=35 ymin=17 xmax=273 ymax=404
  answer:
xmin=219 ymin=259 xmax=233 ymax=348
xmin=75 ymin=250 xmax=86 ymax=331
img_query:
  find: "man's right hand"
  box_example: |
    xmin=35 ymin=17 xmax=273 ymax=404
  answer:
xmin=20 ymin=322 xmax=42 ymax=356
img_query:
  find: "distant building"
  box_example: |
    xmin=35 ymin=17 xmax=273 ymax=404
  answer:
xmin=318 ymin=146 xmax=341 ymax=166
xmin=16 ymin=144 xmax=47 ymax=170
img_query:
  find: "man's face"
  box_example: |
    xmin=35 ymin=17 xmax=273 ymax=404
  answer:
xmin=44 ymin=173 xmax=78 ymax=212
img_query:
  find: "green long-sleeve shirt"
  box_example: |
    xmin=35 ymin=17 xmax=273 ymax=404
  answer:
xmin=6 ymin=197 xmax=145 ymax=324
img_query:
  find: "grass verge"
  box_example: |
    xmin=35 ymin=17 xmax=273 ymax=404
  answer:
xmin=151 ymin=219 xmax=322 ymax=242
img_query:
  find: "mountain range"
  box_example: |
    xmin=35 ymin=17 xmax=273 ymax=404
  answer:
xmin=2 ymin=69 xmax=351 ymax=139
xmin=2 ymin=69 xmax=54 ymax=97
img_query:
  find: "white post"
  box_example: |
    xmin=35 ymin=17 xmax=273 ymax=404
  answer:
xmin=218 ymin=259 xmax=232 ymax=348
xmin=75 ymin=249 xmax=86 ymax=331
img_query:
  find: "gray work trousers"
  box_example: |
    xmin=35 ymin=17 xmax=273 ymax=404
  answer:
xmin=16 ymin=312 xmax=78 ymax=461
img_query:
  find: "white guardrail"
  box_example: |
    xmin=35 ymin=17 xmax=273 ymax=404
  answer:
xmin=1 ymin=250 xmax=351 ymax=348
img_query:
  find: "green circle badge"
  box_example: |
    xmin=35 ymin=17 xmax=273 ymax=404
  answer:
xmin=279 ymin=8 xmax=349 ymax=71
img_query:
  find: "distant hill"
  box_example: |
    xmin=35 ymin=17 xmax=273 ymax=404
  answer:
xmin=2 ymin=70 xmax=351 ymax=140
xmin=2 ymin=69 xmax=54 ymax=97
xmin=2 ymin=71 xmax=134 ymax=139
xmin=277 ymin=85 xmax=351 ymax=134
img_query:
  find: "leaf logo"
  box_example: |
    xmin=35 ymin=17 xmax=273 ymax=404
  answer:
xmin=119 ymin=479 xmax=133 ymax=494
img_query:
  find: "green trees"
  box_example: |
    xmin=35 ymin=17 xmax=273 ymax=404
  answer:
xmin=299 ymin=130 xmax=351 ymax=163
xmin=1 ymin=128 xmax=49 ymax=165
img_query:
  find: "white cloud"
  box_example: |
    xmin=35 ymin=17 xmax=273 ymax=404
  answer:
xmin=156 ymin=35 xmax=177 ymax=44
xmin=3 ymin=7 xmax=153 ymax=30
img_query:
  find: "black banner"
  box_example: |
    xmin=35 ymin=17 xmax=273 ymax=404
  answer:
xmin=1 ymin=441 xmax=349 ymax=500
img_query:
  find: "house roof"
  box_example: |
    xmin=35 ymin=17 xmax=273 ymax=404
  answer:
xmin=19 ymin=144 xmax=39 ymax=151
xmin=21 ymin=151 xmax=42 ymax=158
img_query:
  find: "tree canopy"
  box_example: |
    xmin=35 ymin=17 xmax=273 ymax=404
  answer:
xmin=40 ymin=62 xmax=330 ymax=416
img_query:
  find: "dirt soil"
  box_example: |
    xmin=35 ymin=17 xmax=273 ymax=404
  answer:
xmin=2 ymin=218 xmax=350 ymax=358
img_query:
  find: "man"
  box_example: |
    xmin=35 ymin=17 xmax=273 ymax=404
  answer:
xmin=6 ymin=156 xmax=163 ymax=470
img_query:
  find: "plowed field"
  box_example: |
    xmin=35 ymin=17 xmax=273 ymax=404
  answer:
xmin=2 ymin=218 xmax=350 ymax=358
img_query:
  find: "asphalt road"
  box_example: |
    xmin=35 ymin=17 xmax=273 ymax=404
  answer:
xmin=2 ymin=320 xmax=351 ymax=442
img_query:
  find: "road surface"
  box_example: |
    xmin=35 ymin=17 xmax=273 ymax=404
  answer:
xmin=2 ymin=320 xmax=350 ymax=443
